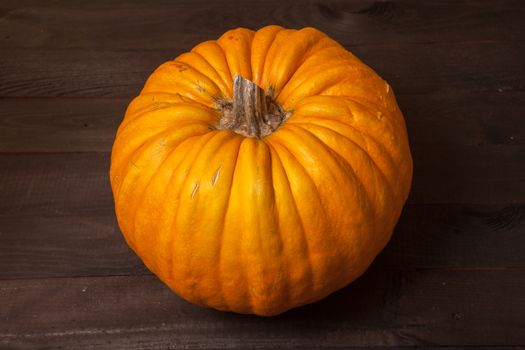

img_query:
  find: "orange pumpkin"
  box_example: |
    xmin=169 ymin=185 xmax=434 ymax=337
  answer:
xmin=110 ymin=25 xmax=412 ymax=316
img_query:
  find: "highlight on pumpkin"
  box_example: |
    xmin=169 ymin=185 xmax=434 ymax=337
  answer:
xmin=110 ymin=25 xmax=413 ymax=316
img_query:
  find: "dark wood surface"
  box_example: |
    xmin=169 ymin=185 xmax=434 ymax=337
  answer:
xmin=1 ymin=1 xmax=524 ymax=348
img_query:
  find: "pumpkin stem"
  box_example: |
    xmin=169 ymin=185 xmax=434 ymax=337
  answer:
xmin=217 ymin=75 xmax=288 ymax=138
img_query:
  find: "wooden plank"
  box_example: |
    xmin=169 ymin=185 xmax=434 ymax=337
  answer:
xmin=408 ymin=144 xmax=525 ymax=204
xmin=382 ymin=203 xmax=525 ymax=270
xmin=1 ymin=144 xmax=523 ymax=215
xmin=0 ymin=146 xmax=525 ymax=278
xmin=0 ymin=98 xmax=126 ymax=153
xmin=0 ymin=41 xmax=523 ymax=98
xmin=0 ymin=202 xmax=524 ymax=279
xmin=0 ymin=152 xmax=524 ymax=277
xmin=0 ymin=129 xmax=523 ymax=277
xmin=0 ymin=92 xmax=523 ymax=153
xmin=1 ymin=269 xmax=524 ymax=348
xmin=0 ymin=49 xmax=162 ymax=98
xmin=0 ymin=0 xmax=524 ymax=50
xmin=0 ymin=213 xmax=148 ymax=278
xmin=0 ymin=153 xmax=112 ymax=218
xmin=399 ymin=92 xmax=525 ymax=147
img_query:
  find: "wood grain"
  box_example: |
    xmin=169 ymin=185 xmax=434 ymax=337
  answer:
xmin=1 ymin=42 xmax=523 ymax=98
xmin=0 ymin=154 xmax=111 ymax=218
xmin=1 ymin=269 xmax=524 ymax=349
xmin=0 ymin=0 xmax=523 ymax=51
xmin=0 ymin=213 xmax=148 ymax=279
xmin=399 ymin=92 xmax=525 ymax=147
xmin=1 ymin=203 xmax=524 ymax=279
xmin=0 ymin=98 xmax=126 ymax=153
xmin=0 ymin=92 xmax=523 ymax=153
xmin=1 ymin=147 xmax=523 ymax=219
xmin=409 ymin=144 xmax=525 ymax=204
xmin=0 ymin=152 xmax=523 ymax=278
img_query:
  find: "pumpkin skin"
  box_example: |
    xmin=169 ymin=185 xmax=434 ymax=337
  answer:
xmin=110 ymin=25 xmax=412 ymax=316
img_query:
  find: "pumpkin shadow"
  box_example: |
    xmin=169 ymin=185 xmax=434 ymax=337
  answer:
xmin=207 ymin=259 xmax=402 ymax=332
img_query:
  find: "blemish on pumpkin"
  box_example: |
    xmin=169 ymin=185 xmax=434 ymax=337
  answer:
xmin=131 ymin=160 xmax=142 ymax=169
xmin=175 ymin=63 xmax=188 ymax=73
xmin=385 ymin=83 xmax=390 ymax=93
xmin=211 ymin=167 xmax=221 ymax=186
xmin=194 ymin=81 xmax=205 ymax=93
xmin=376 ymin=112 xmax=383 ymax=120
xmin=191 ymin=181 xmax=200 ymax=198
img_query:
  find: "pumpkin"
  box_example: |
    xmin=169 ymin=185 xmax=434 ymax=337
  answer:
xmin=110 ymin=25 xmax=412 ymax=316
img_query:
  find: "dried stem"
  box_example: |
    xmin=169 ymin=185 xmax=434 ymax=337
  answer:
xmin=218 ymin=75 xmax=287 ymax=138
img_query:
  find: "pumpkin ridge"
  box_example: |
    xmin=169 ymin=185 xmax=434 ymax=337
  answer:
xmin=338 ymin=97 xmax=407 ymax=172
xmin=286 ymin=123 xmax=393 ymax=254
xmin=213 ymin=136 xmax=242 ymax=311
xmin=232 ymin=139 xmax=283 ymax=314
xmin=117 ymin=104 xmax=216 ymax=141
xmin=280 ymin=65 xmax=366 ymax=108
xmin=281 ymin=124 xmax=375 ymax=230
xmin=250 ymin=25 xmax=283 ymax=86
xmin=271 ymin=126 xmax=374 ymax=295
xmin=336 ymin=95 xmax=409 ymax=143
xmin=112 ymin=123 xmax=208 ymax=200
xmin=265 ymin=145 xmax=292 ymax=310
xmin=290 ymin=120 xmax=398 ymax=207
xmin=259 ymin=29 xmax=295 ymax=90
xmin=187 ymin=50 xmax=232 ymax=97
xmin=292 ymin=96 xmax=403 ymax=175
xmin=267 ymin=136 xmax=326 ymax=291
xmin=221 ymin=138 xmax=256 ymax=312
xmin=276 ymin=56 xmax=350 ymax=104
xmin=137 ymin=91 xmax=217 ymax=111
xmin=287 ymin=113 xmax=400 ymax=196
xmin=171 ymin=131 xmax=241 ymax=307
xmin=286 ymin=122 xmax=378 ymax=209
xmin=118 ymin=132 xmax=209 ymax=252
xmin=267 ymin=143 xmax=311 ymax=306
xmin=149 ymin=134 xmax=209 ymax=280
xmin=273 ymin=35 xmax=343 ymax=100
xmin=157 ymin=132 xmax=217 ymax=295
xmin=277 ymin=48 xmax=355 ymax=104
xmin=217 ymin=28 xmax=255 ymax=81
xmin=215 ymin=139 xmax=244 ymax=311
xmin=169 ymin=59 xmax=223 ymax=99
xmin=170 ymin=131 xmax=231 ymax=305
xmin=192 ymin=41 xmax=233 ymax=93
xmin=132 ymin=132 xmax=235 ymax=260
xmin=175 ymin=53 xmax=231 ymax=97
xmin=121 ymin=100 xmax=175 ymax=126
xmin=112 ymin=120 xmax=210 ymax=195
xmin=126 ymin=146 xmax=185 ymax=272
xmin=130 ymin=144 xmax=182 ymax=253
xmin=142 ymin=63 xmax=220 ymax=107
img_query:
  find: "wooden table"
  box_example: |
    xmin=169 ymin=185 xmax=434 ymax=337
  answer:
xmin=1 ymin=1 xmax=524 ymax=348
